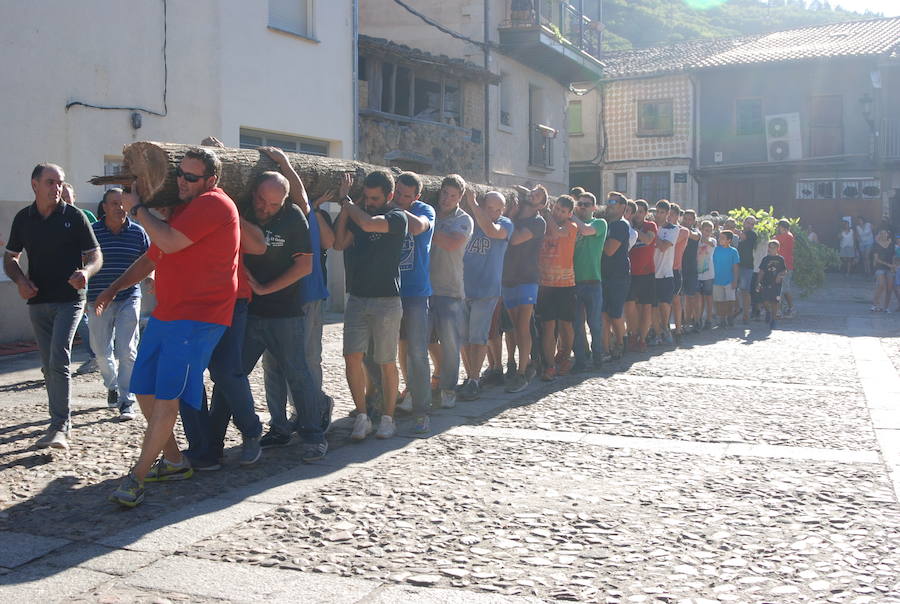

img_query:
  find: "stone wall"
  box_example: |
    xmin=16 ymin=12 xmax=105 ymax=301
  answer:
xmin=359 ymin=113 xmax=485 ymax=182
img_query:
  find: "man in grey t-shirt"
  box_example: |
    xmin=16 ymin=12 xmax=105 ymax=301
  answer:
xmin=428 ymin=174 xmax=474 ymax=409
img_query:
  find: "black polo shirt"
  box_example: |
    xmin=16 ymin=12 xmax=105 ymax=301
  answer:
xmin=6 ymin=202 xmax=99 ymax=304
xmin=245 ymin=203 xmax=312 ymax=318
xmin=345 ymin=208 xmax=408 ymax=298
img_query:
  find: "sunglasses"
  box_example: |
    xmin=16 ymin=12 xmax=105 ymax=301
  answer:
xmin=576 ymin=201 xmax=594 ymax=207
xmin=175 ymin=167 xmax=208 ymax=183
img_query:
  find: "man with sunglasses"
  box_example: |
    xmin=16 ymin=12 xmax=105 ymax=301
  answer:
xmin=103 ymin=148 xmax=240 ymax=507
xmin=572 ymin=192 xmax=607 ymax=372
xmin=601 ymin=192 xmax=631 ymax=359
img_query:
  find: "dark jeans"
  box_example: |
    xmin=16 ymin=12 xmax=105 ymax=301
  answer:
xmin=180 ymin=300 xmax=262 ymax=463
xmin=245 ymin=313 xmax=326 ymax=444
xmin=29 ymin=301 xmax=84 ymax=432
xmin=573 ymin=282 xmax=603 ymax=366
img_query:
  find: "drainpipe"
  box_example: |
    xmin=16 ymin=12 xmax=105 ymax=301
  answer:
xmin=352 ymin=0 xmax=359 ymax=160
xmin=483 ymin=0 xmax=492 ymax=185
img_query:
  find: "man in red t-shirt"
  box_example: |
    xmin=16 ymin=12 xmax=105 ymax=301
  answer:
xmin=625 ymin=199 xmax=658 ymax=351
xmin=774 ymin=219 xmax=795 ymax=316
xmin=97 ymin=148 xmax=240 ymax=507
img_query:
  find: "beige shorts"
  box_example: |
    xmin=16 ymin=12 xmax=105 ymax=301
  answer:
xmin=712 ymin=284 xmax=736 ymax=302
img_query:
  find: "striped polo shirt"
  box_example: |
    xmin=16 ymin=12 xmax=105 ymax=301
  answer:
xmin=87 ymin=217 xmax=150 ymax=302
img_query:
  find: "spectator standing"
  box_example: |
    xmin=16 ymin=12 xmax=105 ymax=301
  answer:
xmin=872 ymin=227 xmax=895 ymax=312
xmin=737 ymin=216 xmax=758 ymax=324
xmin=600 ymin=192 xmax=631 ymax=359
xmin=625 ymin=200 xmax=658 ymax=351
xmin=855 ymin=215 xmax=874 ymax=275
xmin=697 ymin=220 xmax=716 ymax=329
xmin=651 ymin=200 xmax=678 ymax=345
xmin=774 ymin=220 xmax=796 ymax=317
xmin=87 ymin=188 xmax=149 ymax=420
xmin=839 ymin=220 xmax=857 ymax=275
xmin=712 ymin=230 xmax=741 ymax=327
xmin=4 ymin=163 xmax=102 ymax=450
xmin=757 ymin=239 xmax=787 ymax=329
xmin=680 ymin=210 xmax=701 ymax=333
xmin=669 ymin=204 xmax=690 ymax=342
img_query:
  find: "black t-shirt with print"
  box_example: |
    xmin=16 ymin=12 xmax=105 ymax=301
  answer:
xmin=758 ymin=254 xmax=786 ymax=288
xmin=245 ymin=204 xmax=312 ymax=317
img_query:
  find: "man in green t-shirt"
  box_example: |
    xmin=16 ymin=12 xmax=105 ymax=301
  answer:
xmin=572 ymin=192 xmax=607 ymax=371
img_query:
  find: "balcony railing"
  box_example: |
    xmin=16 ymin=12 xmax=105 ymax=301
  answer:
xmin=882 ymin=118 xmax=900 ymax=159
xmin=505 ymin=0 xmax=601 ymax=59
xmin=529 ymin=125 xmax=554 ymax=170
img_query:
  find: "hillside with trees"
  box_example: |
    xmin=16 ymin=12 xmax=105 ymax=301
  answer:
xmin=596 ymin=0 xmax=884 ymax=50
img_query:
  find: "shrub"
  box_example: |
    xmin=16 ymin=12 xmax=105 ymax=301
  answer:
xmin=726 ymin=206 xmax=838 ymax=296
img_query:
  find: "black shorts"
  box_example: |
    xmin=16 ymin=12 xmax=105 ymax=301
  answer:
xmin=759 ymin=284 xmax=782 ymax=302
xmin=536 ymin=286 xmax=576 ymax=322
xmin=629 ymin=274 xmax=656 ymax=306
xmin=672 ymin=269 xmax=683 ymax=296
xmin=655 ymin=277 xmax=675 ymax=305
xmin=681 ymin=270 xmax=699 ymax=296
xmin=602 ymin=276 xmax=630 ymax=319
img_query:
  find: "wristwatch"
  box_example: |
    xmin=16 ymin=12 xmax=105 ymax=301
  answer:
xmin=130 ymin=203 xmax=145 ymax=217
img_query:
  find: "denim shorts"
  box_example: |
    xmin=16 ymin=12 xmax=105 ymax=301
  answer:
xmin=502 ymin=283 xmax=539 ymax=309
xmin=343 ymin=295 xmax=403 ymax=363
xmin=738 ymin=267 xmax=754 ymax=291
xmin=698 ymin=279 xmax=714 ymax=296
xmin=130 ymin=317 xmax=226 ymax=409
xmin=463 ymin=297 xmax=499 ymax=345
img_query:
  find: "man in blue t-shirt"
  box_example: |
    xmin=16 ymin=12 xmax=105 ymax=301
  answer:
xmin=712 ymin=230 xmax=741 ymax=328
xmin=368 ymin=171 xmax=435 ymax=434
xmin=88 ymin=188 xmax=150 ymax=420
xmin=459 ymin=190 xmax=513 ymax=401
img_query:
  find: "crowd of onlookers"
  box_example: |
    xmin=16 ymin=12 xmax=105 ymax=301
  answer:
xmin=834 ymin=215 xmax=900 ymax=313
xmin=6 ymin=151 xmax=798 ymax=508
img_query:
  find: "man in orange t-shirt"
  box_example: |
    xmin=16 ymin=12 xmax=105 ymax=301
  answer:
xmin=536 ymin=195 xmax=579 ymax=380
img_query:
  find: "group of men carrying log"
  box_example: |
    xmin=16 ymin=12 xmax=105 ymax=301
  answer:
xmin=5 ymin=143 xmax=572 ymax=508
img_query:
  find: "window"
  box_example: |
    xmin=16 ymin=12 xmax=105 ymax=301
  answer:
xmin=368 ymin=57 xmax=463 ymax=126
xmin=240 ymin=128 xmax=329 ymax=157
xmin=104 ymin=157 xmax=125 ymax=191
xmin=529 ymin=85 xmax=553 ymax=169
xmin=568 ymin=100 xmax=583 ymax=135
xmin=499 ymin=73 xmax=513 ymax=129
xmin=735 ymin=99 xmax=763 ymax=136
xmin=637 ymin=100 xmax=673 ymax=136
xmin=269 ymin=0 xmax=313 ymax=38
xmin=810 ymin=95 xmax=843 ymax=157
xmin=636 ymin=172 xmax=670 ymax=203
xmin=614 ymin=172 xmax=627 ymax=193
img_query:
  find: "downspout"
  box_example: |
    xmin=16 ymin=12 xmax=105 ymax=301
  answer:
xmin=690 ymin=73 xmax=700 ymax=210
xmin=483 ymin=0 xmax=491 ymax=185
xmin=352 ymin=0 xmax=360 ymax=160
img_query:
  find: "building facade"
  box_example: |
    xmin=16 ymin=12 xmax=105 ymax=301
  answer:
xmin=359 ymin=0 xmax=604 ymax=193
xmin=0 ymin=0 xmax=356 ymax=342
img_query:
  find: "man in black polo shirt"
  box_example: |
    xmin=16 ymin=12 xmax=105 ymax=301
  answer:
xmin=4 ymin=163 xmax=102 ymax=450
xmin=239 ymin=171 xmax=328 ymax=463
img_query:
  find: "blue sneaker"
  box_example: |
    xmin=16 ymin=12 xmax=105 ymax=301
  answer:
xmin=414 ymin=415 xmax=430 ymax=434
xmin=109 ymin=473 xmax=145 ymax=508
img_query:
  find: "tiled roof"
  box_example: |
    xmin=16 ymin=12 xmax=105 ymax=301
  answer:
xmin=600 ymin=17 xmax=900 ymax=79
xmin=359 ymin=35 xmax=500 ymax=83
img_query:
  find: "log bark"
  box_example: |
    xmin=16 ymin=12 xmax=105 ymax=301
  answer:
xmin=91 ymin=141 xmax=517 ymax=209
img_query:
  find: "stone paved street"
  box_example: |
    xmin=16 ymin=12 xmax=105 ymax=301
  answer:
xmin=1 ymin=274 xmax=900 ymax=603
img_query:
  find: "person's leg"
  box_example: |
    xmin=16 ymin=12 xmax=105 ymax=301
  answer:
xmin=639 ymin=304 xmax=653 ymax=341
xmin=343 ymin=296 xmax=372 ymax=413
xmin=401 ymin=296 xmax=430 ymax=416
xmin=265 ymin=316 xmax=325 ymax=445
xmin=541 ymin=320 xmax=557 ymax=373
xmin=572 ymin=284 xmax=590 ymax=369
xmin=29 ymin=304 xmax=56 ymax=431
xmin=585 ymin=284 xmax=603 ymax=363
xmin=301 ymin=299 xmax=325 ymax=392
xmin=432 ymin=296 xmax=463 ymax=393
xmin=133 ymin=396 xmax=183 ymax=480
xmin=88 ymin=301 xmax=117 ymax=395
xmin=512 ymin=305 xmax=535 ymax=375
xmin=112 ymin=298 xmax=141 ymax=410
xmin=557 ymin=320 xmax=574 ymax=360
xmin=371 ymin=297 xmax=403 ymax=419
xmin=48 ymin=302 xmax=83 ymax=433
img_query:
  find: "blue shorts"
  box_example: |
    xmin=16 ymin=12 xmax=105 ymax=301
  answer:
xmin=130 ymin=317 xmax=226 ymax=409
xmin=738 ymin=267 xmax=754 ymax=291
xmin=463 ymin=297 xmax=499 ymax=345
xmin=502 ymin=283 xmax=539 ymax=309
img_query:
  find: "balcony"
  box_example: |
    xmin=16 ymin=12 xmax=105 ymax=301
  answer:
xmin=882 ymin=118 xmax=900 ymax=160
xmin=498 ymin=0 xmax=604 ymax=84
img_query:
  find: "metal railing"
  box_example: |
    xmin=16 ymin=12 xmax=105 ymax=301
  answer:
xmin=529 ymin=125 xmax=554 ymax=169
xmin=882 ymin=118 xmax=900 ymax=159
xmin=505 ymin=0 xmax=601 ymax=58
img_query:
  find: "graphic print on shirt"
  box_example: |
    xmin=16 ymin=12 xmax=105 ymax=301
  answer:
xmin=399 ymin=232 xmax=415 ymax=272
xmin=466 ymin=233 xmax=493 ymax=255
xmin=265 ymin=231 xmax=286 ymax=248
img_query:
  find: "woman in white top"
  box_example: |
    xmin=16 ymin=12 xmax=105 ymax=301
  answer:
xmin=855 ymin=215 xmax=874 ymax=274
xmin=839 ymin=220 xmax=857 ymax=275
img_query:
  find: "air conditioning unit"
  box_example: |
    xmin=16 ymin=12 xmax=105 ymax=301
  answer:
xmin=765 ymin=113 xmax=802 ymax=162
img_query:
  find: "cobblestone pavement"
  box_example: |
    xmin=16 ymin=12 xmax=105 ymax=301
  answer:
xmin=0 ymin=274 xmax=899 ymax=603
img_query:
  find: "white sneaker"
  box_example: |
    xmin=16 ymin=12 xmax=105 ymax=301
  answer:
xmin=375 ymin=415 xmax=395 ymax=439
xmin=396 ymin=392 xmax=413 ymax=413
xmin=441 ymin=390 xmax=457 ymax=409
xmin=350 ymin=413 xmax=373 ymax=441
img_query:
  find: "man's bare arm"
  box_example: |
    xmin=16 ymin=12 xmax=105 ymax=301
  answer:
xmin=4 ymin=251 xmax=38 ymax=299
xmin=572 ymin=215 xmax=596 ymax=236
xmin=94 ymin=254 xmax=157 ymax=315
xmin=260 ymin=146 xmax=310 ymax=215
xmin=317 ymin=211 xmax=335 ymax=250
xmin=405 ymin=210 xmax=431 ymax=236
xmin=241 ymin=218 xmax=267 ymax=255
xmin=248 ymin=254 xmax=312 ymax=296
xmin=345 ymin=201 xmax=393 ymax=234
xmin=333 ymin=206 xmax=355 ymax=251
xmin=432 ymin=230 xmax=468 ymax=251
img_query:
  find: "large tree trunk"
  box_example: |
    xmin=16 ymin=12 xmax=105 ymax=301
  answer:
xmin=90 ymin=141 xmax=516 ymax=209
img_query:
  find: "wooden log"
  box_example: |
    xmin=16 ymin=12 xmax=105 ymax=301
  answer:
xmin=90 ymin=141 xmax=517 ymax=209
